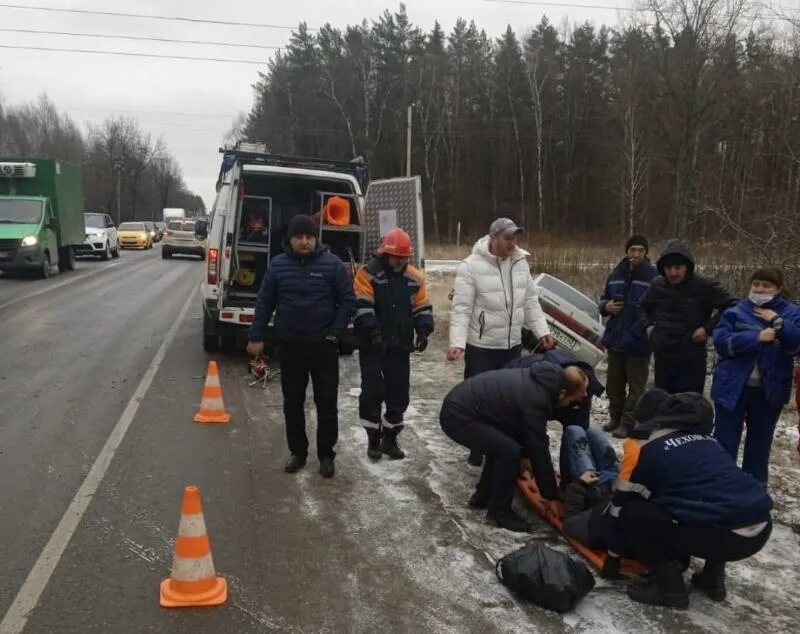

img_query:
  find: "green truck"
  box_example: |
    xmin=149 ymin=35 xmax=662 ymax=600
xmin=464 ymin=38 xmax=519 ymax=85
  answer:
xmin=0 ymin=158 xmax=85 ymax=278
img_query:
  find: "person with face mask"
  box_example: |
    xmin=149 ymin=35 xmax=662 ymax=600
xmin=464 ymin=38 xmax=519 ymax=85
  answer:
xmin=639 ymin=239 xmax=736 ymax=394
xmin=711 ymin=267 xmax=800 ymax=483
xmin=353 ymin=228 xmax=433 ymax=461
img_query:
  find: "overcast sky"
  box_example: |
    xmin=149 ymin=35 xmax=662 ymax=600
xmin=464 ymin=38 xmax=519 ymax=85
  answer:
xmin=0 ymin=0 xmax=790 ymax=207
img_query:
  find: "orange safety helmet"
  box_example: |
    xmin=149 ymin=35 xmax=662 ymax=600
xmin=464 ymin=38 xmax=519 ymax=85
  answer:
xmin=379 ymin=228 xmax=414 ymax=257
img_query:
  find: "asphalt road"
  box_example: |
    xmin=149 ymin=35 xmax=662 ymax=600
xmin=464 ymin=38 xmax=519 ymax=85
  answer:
xmin=0 ymin=246 xmax=510 ymax=633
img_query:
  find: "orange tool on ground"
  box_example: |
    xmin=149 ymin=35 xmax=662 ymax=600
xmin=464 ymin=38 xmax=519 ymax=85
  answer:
xmin=517 ymin=474 xmax=648 ymax=576
xmin=160 ymin=485 xmax=228 ymax=608
xmin=194 ymin=360 xmax=230 ymax=424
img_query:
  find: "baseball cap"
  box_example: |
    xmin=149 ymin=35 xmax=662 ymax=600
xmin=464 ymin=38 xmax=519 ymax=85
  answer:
xmin=489 ymin=218 xmax=524 ymax=237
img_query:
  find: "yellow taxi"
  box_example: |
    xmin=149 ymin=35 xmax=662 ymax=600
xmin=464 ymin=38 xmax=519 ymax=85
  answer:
xmin=117 ymin=222 xmax=153 ymax=249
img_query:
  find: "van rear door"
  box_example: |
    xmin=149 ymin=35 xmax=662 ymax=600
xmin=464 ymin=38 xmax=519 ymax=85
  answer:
xmin=362 ymin=176 xmax=425 ymax=268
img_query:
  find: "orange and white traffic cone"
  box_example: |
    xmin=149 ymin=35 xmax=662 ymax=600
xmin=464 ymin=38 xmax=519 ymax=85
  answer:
xmin=160 ymin=485 xmax=228 ymax=608
xmin=194 ymin=360 xmax=230 ymax=424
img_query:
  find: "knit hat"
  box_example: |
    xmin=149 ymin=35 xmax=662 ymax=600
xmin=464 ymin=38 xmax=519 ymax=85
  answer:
xmin=287 ymin=214 xmax=316 ymax=238
xmin=630 ymin=392 xmax=713 ymax=440
xmin=632 ymin=388 xmax=669 ymax=424
xmin=625 ymin=234 xmax=649 ymax=254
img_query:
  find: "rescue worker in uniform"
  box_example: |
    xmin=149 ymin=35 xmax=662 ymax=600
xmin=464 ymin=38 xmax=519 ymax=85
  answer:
xmin=353 ymin=228 xmax=434 ymax=460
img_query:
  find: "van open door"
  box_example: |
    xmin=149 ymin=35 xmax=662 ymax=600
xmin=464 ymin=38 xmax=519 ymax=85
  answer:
xmin=362 ymin=176 xmax=425 ymax=269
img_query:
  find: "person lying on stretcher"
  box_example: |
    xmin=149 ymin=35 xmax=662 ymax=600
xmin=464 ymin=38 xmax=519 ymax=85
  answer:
xmin=561 ymin=389 xmax=669 ymax=579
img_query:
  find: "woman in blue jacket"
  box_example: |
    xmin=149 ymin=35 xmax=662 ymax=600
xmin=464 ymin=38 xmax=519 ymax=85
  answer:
xmin=711 ymin=267 xmax=800 ymax=483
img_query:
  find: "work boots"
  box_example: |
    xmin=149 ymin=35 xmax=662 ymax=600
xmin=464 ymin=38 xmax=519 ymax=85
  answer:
xmin=381 ymin=429 xmax=406 ymax=460
xmin=691 ymin=561 xmax=727 ymax=602
xmin=366 ymin=429 xmax=383 ymax=461
xmin=603 ymin=419 xmax=621 ymax=433
xmin=627 ymin=561 xmax=689 ymax=609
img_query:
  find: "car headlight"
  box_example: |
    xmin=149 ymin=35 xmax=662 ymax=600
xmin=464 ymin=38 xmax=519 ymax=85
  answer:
xmin=21 ymin=235 xmax=38 ymax=247
xmin=88 ymin=232 xmax=102 ymax=238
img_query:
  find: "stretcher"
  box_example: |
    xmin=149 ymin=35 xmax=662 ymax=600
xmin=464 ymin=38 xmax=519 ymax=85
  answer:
xmin=517 ymin=474 xmax=648 ymax=576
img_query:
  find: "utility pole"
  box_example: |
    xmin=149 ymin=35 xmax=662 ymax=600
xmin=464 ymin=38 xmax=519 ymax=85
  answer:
xmin=113 ymin=159 xmax=123 ymax=226
xmin=406 ymin=104 xmax=413 ymax=177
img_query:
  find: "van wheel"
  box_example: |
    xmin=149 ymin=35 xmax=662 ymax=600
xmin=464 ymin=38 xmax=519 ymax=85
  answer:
xmin=203 ymin=334 xmax=220 ymax=352
xmin=57 ymin=246 xmax=75 ymax=272
xmin=39 ymin=253 xmax=51 ymax=279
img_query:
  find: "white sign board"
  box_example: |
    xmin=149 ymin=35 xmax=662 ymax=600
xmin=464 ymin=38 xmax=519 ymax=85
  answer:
xmin=378 ymin=208 xmax=397 ymax=237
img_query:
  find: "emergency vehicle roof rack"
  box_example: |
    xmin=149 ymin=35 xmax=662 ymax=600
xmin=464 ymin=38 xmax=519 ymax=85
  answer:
xmin=218 ymin=146 xmax=369 ymax=182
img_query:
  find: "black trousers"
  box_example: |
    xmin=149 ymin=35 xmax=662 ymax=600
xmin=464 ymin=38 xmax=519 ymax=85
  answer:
xmin=464 ymin=344 xmax=522 ymax=379
xmin=618 ymin=498 xmax=771 ymax=567
xmin=279 ymin=341 xmax=339 ymax=460
xmin=440 ymin=402 xmax=521 ymax=515
xmin=653 ymin=355 xmax=707 ymax=395
xmin=359 ymin=347 xmax=411 ymax=433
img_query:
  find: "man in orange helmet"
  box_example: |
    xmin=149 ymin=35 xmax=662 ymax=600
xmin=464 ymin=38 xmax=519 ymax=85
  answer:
xmin=354 ymin=228 xmax=434 ymax=460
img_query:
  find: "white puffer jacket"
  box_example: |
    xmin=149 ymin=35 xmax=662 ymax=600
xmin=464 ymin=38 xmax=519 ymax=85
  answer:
xmin=449 ymin=236 xmax=549 ymax=350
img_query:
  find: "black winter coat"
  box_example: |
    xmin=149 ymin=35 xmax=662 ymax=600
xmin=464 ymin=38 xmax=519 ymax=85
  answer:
xmin=638 ymin=240 xmax=736 ymax=360
xmin=249 ymin=241 xmax=356 ymax=344
xmin=440 ymin=360 xmax=562 ymax=499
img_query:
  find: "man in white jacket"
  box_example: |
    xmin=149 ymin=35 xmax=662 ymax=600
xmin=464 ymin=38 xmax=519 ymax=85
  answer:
xmin=448 ymin=218 xmax=555 ymax=465
xmin=448 ymin=218 xmax=554 ymax=370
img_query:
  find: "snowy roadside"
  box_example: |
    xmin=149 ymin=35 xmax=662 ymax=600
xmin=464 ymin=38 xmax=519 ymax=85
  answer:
xmin=341 ymin=272 xmax=800 ymax=632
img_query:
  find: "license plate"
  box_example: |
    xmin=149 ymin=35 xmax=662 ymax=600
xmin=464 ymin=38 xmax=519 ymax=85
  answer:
xmin=551 ymin=327 xmax=578 ymax=351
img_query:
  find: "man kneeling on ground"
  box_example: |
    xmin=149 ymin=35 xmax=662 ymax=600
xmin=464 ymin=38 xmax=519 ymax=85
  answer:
xmin=439 ymin=361 xmax=588 ymax=532
xmin=611 ymin=392 xmax=773 ymax=609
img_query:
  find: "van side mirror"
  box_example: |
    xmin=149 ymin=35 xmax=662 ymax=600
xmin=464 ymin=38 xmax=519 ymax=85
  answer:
xmin=195 ymin=219 xmax=209 ymax=240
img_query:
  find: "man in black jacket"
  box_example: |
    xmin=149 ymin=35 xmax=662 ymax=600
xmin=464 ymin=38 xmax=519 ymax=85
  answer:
xmin=247 ymin=214 xmax=356 ymax=478
xmin=639 ymin=240 xmax=735 ymax=394
xmin=439 ymin=361 xmax=588 ymax=532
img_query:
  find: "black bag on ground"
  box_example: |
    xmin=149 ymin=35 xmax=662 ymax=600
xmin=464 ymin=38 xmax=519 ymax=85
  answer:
xmin=495 ymin=543 xmax=595 ymax=612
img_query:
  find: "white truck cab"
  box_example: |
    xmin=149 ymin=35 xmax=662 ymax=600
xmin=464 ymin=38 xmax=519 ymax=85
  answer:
xmin=199 ymin=146 xmax=424 ymax=353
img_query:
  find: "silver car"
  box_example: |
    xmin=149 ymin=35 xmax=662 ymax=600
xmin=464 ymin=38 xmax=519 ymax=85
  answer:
xmin=533 ymin=273 xmax=606 ymax=367
xmin=162 ymin=219 xmax=205 ymax=260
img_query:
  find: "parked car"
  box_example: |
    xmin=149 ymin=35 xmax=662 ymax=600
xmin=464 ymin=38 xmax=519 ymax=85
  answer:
xmin=117 ymin=221 xmax=152 ymax=249
xmin=533 ymin=273 xmax=605 ymax=368
xmin=76 ymin=212 xmax=119 ymax=260
xmin=162 ymin=219 xmax=205 ymax=260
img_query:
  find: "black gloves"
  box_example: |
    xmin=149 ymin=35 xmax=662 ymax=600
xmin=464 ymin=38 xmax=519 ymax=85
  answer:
xmin=414 ymin=334 xmax=428 ymax=353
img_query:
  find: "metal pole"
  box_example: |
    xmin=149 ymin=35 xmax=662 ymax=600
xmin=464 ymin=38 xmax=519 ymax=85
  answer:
xmin=406 ymin=104 xmax=412 ymax=177
xmin=115 ymin=162 xmax=122 ymax=226
xmin=456 ymin=221 xmax=461 ymax=248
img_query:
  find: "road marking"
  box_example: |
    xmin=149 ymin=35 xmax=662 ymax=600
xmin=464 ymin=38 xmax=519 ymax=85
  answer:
xmin=0 ymin=261 xmax=122 ymax=311
xmin=0 ymin=286 xmax=197 ymax=634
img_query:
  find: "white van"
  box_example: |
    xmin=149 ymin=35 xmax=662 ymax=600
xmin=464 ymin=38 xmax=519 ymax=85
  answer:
xmin=198 ymin=146 xmax=425 ymax=353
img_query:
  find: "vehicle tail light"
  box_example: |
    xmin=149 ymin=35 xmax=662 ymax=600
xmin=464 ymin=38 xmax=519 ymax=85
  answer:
xmin=239 ymin=314 xmax=254 ymax=323
xmin=164 ymin=230 xmax=173 ymax=237
xmin=207 ymin=248 xmax=219 ymax=285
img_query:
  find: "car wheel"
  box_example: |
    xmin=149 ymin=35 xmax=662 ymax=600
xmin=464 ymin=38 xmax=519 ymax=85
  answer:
xmin=111 ymin=242 xmax=120 ymax=258
xmin=199 ymin=249 xmax=206 ymax=261
xmin=39 ymin=252 xmax=51 ymax=279
xmin=100 ymin=242 xmax=110 ymax=261
xmin=162 ymin=249 xmax=171 ymax=259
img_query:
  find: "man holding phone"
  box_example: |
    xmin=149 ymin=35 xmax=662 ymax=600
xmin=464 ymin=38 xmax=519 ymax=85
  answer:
xmin=599 ymin=235 xmax=658 ymax=438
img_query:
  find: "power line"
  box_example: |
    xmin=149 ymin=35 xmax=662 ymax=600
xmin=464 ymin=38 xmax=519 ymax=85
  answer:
xmin=0 ymin=44 xmax=266 ymax=64
xmin=0 ymin=27 xmax=282 ymax=49
xmin=0 ymin=3 xmax=300 ymax=29
xmin=481 ymin=0 xmax=636 ymax=11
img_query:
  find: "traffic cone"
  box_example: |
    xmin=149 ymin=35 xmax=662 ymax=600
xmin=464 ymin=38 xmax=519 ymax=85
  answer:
xmin=194 ymin=361 xmax=230 ymax=424
xmin=160 ymin=485 xmax=228 ymax=608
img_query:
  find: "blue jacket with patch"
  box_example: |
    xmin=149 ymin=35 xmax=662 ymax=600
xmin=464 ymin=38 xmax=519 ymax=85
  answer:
xmin=599 ymin=258 xmax=657 ymax=355
xmin=248 ymin=242 xmax=356 ymax=344
xmin=711 ymin=297 xmax=800 ymax=411
xmin=618 ymin=430 xmax=772 ymax=528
